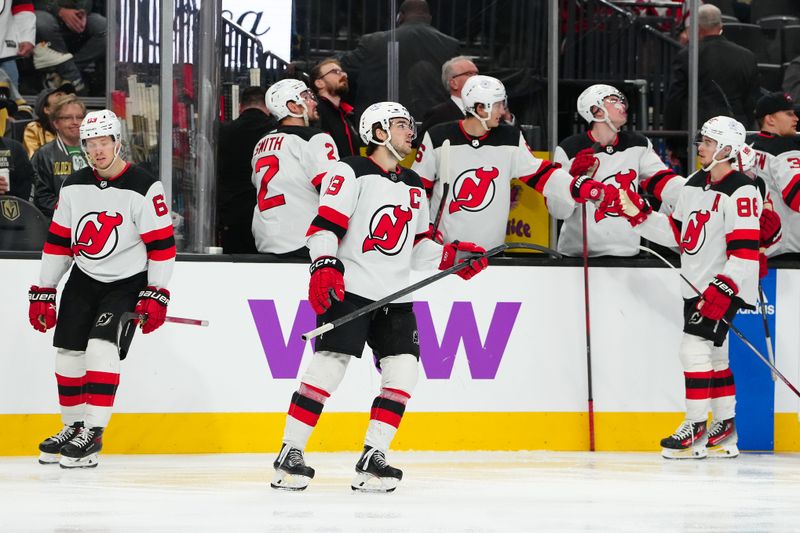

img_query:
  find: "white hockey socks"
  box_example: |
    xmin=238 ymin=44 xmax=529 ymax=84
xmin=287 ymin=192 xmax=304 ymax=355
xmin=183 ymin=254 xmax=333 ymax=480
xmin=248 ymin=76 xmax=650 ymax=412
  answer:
xmin=83 ymin=339 xmax=120 ymax=428
xmin=364 ymin=387 xmax=411 ymax=451
xmin=55 ymin=348 xmax=86 ymax=426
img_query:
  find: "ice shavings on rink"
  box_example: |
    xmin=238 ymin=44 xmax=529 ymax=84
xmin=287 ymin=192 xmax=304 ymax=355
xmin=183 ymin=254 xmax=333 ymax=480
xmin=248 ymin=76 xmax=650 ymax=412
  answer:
xmin=1 ymin=451 xmax=799 ymax=532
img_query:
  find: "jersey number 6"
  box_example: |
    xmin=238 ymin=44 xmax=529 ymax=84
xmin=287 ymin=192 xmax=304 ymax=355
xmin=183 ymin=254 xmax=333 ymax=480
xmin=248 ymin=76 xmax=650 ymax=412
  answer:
xmin=256 ymin=155 xmax=286 ymax=211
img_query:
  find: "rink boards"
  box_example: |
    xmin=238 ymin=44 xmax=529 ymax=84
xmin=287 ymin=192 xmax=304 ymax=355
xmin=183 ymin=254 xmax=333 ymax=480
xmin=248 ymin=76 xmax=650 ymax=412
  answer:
xmin=2 ymin=258 xmax=799 ymax=454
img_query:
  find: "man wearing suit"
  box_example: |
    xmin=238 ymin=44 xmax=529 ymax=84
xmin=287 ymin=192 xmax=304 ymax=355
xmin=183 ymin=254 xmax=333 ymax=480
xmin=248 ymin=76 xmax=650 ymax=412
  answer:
xmin=216 ymin=86 xmax=276 ymax=253
xmin=340 ymin=0 xmax=459 ymax=120
xmin=664 ymin=4 xmax=759 ymax=170
xmin=418 ymin=56 xmax=478 ymax=141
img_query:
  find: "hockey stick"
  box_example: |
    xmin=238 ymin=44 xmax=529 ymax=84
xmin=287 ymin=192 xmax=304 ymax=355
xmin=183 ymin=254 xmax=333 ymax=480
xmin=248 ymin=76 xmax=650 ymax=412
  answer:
xmin=116 ymin=311 xmax=210 ymax=359
xmin=757 ymin=282 xmax=777 ymax=382
xmin=301 ymin=242 xmax=562 ymax=341
xmin=430 ymin=139 xmax=451 ymax=244
xmin=640 ymin=245 xmax=800 ymax=398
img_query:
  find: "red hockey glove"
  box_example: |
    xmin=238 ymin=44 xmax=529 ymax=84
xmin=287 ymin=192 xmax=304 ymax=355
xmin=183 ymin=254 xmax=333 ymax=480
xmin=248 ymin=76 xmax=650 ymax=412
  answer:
xmin=759 ymin=252 xmax=768 ymax=279
xmin=439 ymin=241 xmax=488 ymax=280
xmin=698 ymin=275 xmax=737 ymax=321
xmin=134 ymin=286 xmax=170 ymax=334
xmin=29 ymin=285 xmax=57 ymax=332
xmin=618 ymin=188 xmax=652 ymax=227
xmin=597 ymin=185 xmax=622 ymax=216
xmin=759 ymin=208 xmax=781 ymax=248
xmin=570 ymin=176 xmax=605 ymax=204
xmin=308 ymin=256 xmax=345 ymax=315
xmin=569 ymin=148 xmax=599 ymax=178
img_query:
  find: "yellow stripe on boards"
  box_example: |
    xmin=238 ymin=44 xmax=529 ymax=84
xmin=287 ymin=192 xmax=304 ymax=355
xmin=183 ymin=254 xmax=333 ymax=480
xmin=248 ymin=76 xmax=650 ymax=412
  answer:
xmin=2 ymin=412 xmax=798 ymax=455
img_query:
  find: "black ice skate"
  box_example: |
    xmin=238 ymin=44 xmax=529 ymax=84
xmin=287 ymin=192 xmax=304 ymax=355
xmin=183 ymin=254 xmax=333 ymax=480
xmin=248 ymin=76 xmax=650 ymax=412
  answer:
xmin=38 ymin=422 xmax=83 ymax=464
xmin=59 ymin=426 xmax=104 ymax=468
xmin=271 ymin=443 xmax=315 ymax=491
xmin=661 ymin=420 xmax=707 ymax=459
xmin=706 ymin=418 xmax=739 ymax=458
xmin=351 ymin=446 xmax=403 ymax=493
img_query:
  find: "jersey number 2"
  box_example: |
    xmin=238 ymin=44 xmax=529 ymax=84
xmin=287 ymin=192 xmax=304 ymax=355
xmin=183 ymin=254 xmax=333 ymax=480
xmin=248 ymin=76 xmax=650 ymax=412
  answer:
xmin=256 ymin=155 xmax=285 ymax=211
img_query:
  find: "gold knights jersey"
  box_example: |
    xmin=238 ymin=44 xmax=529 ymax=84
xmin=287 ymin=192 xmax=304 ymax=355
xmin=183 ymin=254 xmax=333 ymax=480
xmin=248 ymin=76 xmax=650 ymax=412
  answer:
xmin=554 ymin=131 xmax=681 ymax=257
xmin=636 ymin=169 xmax=760 ymax=306
xmin=748 ymin=131 xmax=800 ymax=254
xmin=411 ymin=121 xmax=574 ymax=249
xmin=306 ymin=156 xmax=441 ymax=302
xmin=250 ymin=125 xmax=339 ymax=254
xmin=39 ymin=164 xmax=176 ymax=289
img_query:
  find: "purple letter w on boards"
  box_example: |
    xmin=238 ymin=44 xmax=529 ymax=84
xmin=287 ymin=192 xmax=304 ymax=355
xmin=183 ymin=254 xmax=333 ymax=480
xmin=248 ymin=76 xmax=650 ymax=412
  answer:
xmin=249 ymin=300 xmax=521 ymax=380
xmin=413 ymin=302 xmax=521 ymax=379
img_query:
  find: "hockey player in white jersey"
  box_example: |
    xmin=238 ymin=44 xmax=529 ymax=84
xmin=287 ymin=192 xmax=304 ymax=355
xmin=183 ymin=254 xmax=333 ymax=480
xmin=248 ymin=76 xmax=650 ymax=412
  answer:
xmin=411 ymin=75 xmax=614 ymax=248
xmin=28 ymin=110 xmax=176 ymax=468
xmin=270 ymin=102 xmax=487 ymax=492
xmin=748 ymin=92 xmax=797 ymax=257
xmin=554 ymin=83 xmax=684 ymax=256
xmin=601 ymin=116 xmax=760 ymax=459
xmin=252 ymin=79 xmax=340 ymax=257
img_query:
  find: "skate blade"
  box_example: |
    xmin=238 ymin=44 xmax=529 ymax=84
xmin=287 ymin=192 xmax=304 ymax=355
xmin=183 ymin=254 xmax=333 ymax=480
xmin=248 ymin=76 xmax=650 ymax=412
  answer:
xmin=661 ymin=446 xmax=708 ymax=460
xmin=38 ymin=452 xmax=60 ymax=465
xmin=59 ymin=453 xmax=99 ymax=469
xmin=351 ymin=472 xmax=399 ymax=493
xmin=270 ymin=469 xmax=311 ymax=491
xmin=707 ymin=444 xmax=739 ymax=458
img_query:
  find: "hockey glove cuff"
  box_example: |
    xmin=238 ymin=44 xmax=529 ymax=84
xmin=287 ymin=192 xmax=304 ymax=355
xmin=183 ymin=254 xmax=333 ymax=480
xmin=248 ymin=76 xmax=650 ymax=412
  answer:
xmin=28 ymin=285 xmax=57 ymax=332
xmin=309 ymin=256 xmax=345 ymax=315
xmin=570 ymin=176 xmax=605 ymax=204
xmin=618 ymin=188 xmax=652 ymax=227
xmin=759 ymin=208 xmax=782 ymax=248
xmin=698 ymin=275 xmax=737 ymax=321
xmin=135 ymin=286 xmax=170 ymax=334
xmin=440 ymin=241 xmax=488 ymax=280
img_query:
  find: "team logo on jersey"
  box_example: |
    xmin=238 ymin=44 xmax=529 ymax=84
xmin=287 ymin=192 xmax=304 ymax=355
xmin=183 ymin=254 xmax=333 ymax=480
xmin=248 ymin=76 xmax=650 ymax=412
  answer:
xmin=362 ymin=205 xmax=413 ymax=255
xmin=96 ymin=312 xmax=114 ymax=327
xmin=595 ymin=169 xmax=637 ymax=222
xmin=73 ymin=211 xmax=124 ymax=259
xmin=448 ymin=167 xmax=499 ymax=214
xmin=681 ymin=210 xmax=711 ymax=255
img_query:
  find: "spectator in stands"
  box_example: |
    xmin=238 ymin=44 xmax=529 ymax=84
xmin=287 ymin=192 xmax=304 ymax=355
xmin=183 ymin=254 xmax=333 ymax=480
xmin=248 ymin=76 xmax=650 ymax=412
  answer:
xmin=310 ymin=58 xmax=363 ymax=157
xmin=216 ymin=86 xmax=275 ymax=253
xmin=340 ymin=0 xmax=459 ymax=120
xmin=0 ymin=0 xmax=35 ymax=92
xmin=0 ymin=97 xmax=36 ymax=202
xmin=32 ymin=94 xmax=87 ymax=217
xmin=418 ymin=56 xmax=478 ymax=140
xmin=23 ymin=83 xmax=75 ymax=158
xmin=664 ymin=4 xmax=759 ymax=170
xmin=33 ymin=0 xmax=107 ymax=94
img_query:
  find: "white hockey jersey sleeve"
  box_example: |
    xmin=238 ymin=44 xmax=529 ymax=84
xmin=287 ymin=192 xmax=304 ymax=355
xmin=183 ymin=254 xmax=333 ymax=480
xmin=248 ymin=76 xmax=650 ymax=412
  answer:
xmin=635 ymin=189 xmax=684 ymax=249
xmin=136 ymin=181 xmax=176 ymax=289
xmin=410 ymin=130 xmax=438 ymax=195
xmin=306 ymin=162 xmax=359 ymax=260
xmin=719 ymin=186 xmax=761 ymax=305
xmin=637 ymin=139 xmax=684 ymax=210
xmin=302 ymin=132 xmax=340 ymax=191
xmin=766 ymin=147 xmax=800 ymax=212
xmin=411 ymin=191 xmax=443 ymax=270
xmin=39 ymin=187 xmax=74 ymax=288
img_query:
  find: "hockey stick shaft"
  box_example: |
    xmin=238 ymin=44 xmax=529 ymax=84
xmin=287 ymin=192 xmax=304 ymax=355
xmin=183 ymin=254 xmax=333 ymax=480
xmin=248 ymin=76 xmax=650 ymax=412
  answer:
xmin=301 ymin=242 xmax=562 ymax=341
xmin=757 ymin=282 xmax=777 ymax=382
xmin=581 ymin=204 xmax=596 ymax=452
xmin=431 ymin=139 xmax=451 ymax=243
xmin=640 ymin=246 xmax=800 ymax=398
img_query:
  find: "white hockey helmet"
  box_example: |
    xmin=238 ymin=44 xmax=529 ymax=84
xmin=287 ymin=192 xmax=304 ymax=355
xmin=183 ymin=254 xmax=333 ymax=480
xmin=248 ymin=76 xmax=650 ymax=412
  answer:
xmin=698 ymin=116 xmax=746 ymax=171
xmin=359 ymin=100 xmax=416 ymax=146
xmin=735 ymin=142 xmax=756 ymax=174
xmin=461 ymin=75 xmax=507 ymax=129
xmin=577 ymin=84 xmax=626 ymax=131
xmin=80 ymin=109 xmax=122 ymax=144
xmin=265 ymin=79 xmax=314 ymax=123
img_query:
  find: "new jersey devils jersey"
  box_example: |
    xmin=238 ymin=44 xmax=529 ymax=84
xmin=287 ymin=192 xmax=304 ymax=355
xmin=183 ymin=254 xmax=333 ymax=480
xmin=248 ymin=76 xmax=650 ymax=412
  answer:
xmin=251 ymin=125 xmax=339 ymax=254
xmin=307 ymin=157 xmax=437 ymax=302
xmin=554 ymin=131 xmax=681 ymax=257
xmin=40 ymin=164 xmax=176 ymax=288
xmin=748 ymin=131 xmax=800 ymax=254
xmin=411 ymin=121 xmax=572 ymax=249
xmin=637 ymin=170 xmax=760 ymax=306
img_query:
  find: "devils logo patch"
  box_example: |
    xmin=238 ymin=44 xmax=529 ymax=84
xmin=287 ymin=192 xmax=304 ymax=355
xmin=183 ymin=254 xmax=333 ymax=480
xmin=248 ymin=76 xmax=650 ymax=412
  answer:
xmin=448 ymin=166 xmax=499 ymax=214
xmin=596 ymin=168 xmax=637 ymax=222
xmin=362 ymin=205 xmax=412 ymax=255
xmin=73 ymin=211 xmax=123 ymax=259
xmin=681 ymin=210 xmax=711 ymax=255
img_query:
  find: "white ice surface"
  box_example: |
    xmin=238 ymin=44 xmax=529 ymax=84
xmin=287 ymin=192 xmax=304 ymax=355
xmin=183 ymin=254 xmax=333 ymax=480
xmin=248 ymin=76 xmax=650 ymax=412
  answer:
xmin=1 ymin=451 xmax=800 ymax=532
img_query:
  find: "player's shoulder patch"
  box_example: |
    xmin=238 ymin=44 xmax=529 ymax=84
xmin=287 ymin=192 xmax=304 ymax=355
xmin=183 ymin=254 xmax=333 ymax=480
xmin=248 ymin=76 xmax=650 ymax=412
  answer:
xmin=428 ymin=121 xmax=461 ymax=147
xmin=750 ymin=133 xmax=800 ymax=157
xmin=712 ymin=170 xmax=757 ymax=197
xmin=277 ymin=124 xmax=324 ymax=142
xmin=558 ymin=133 xmax=594 ymax=159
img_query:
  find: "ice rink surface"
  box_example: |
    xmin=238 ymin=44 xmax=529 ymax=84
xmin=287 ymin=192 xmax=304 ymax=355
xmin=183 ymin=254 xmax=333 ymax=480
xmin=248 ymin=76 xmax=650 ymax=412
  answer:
xmin=1 ymin=451 xmax=800 ymax=532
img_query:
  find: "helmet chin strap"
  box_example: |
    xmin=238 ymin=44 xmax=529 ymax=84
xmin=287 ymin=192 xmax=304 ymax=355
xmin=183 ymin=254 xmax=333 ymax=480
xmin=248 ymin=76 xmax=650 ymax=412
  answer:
xmin=467 ymin=102 xmax=493 ymax=133
xmin=595 ymin=107 xmax=619 ymax=134
xmin=288 ymin=100 xmax=310 ymax=126
xmin=380 ymin=130 xmax=404 ymax=161
xmin=702 ymin=146 xmax=729 ymax=172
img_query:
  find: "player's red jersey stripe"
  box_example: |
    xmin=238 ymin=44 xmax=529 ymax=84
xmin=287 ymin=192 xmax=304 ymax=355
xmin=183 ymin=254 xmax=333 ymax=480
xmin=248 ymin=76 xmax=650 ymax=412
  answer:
xmin=783 ymin=173 xmax=800 ymax=212
xmin=140 ymin=226 xmax=174 ymax=244
xmin=11 ymin=1 xmax=34 ymax=15
xmin=48 ymin=221 xmax=71 ymax=238
xmin=311 ymin=172 xmax=326 ymax=191
xmin=518 ymin=161 xmax=559 ymax=193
